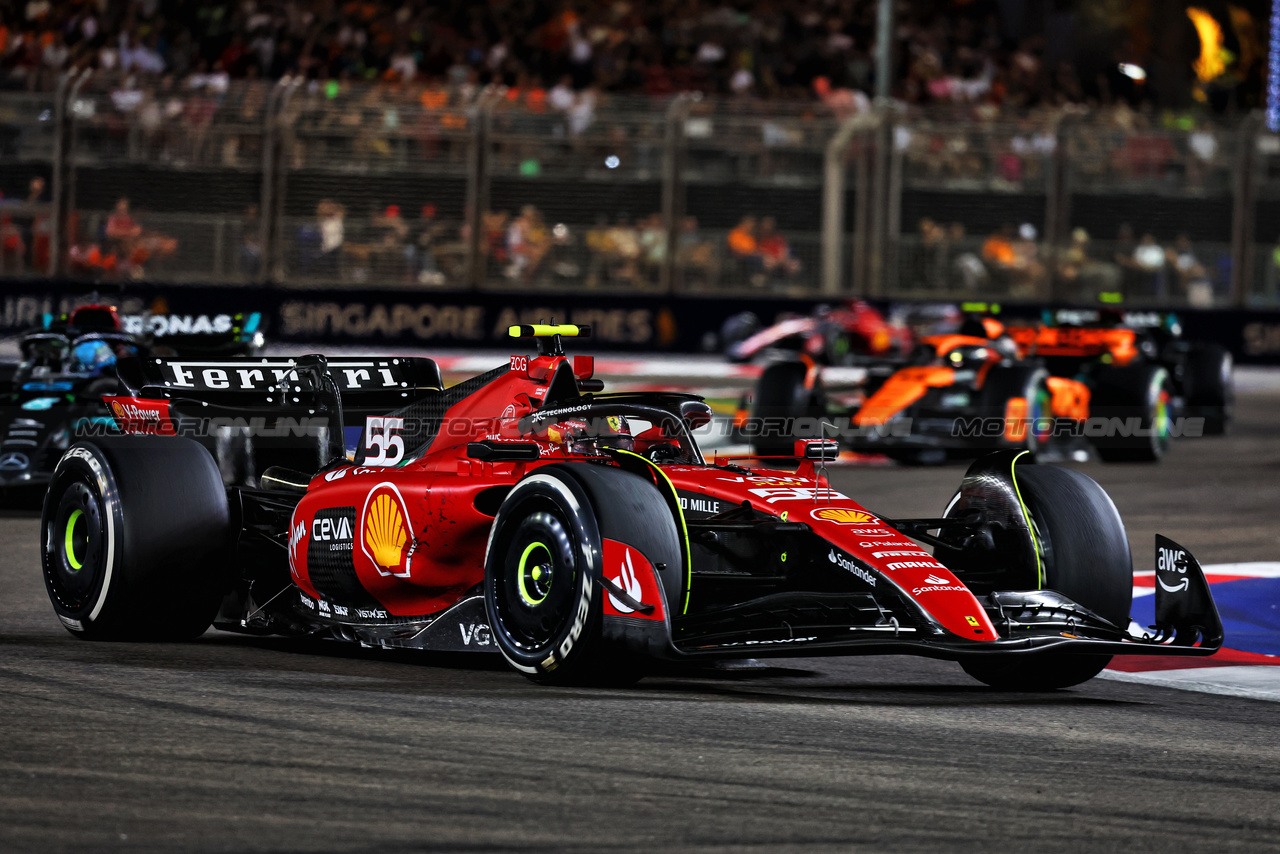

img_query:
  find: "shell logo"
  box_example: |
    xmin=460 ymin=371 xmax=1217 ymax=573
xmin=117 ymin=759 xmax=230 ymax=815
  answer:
xmin=360 ymin=482 xmax=413 ymax=578
xmin=811 ymin=507 xmax=878 ymax=525
xmin=111 ymin=400 xmax=125 ymax=419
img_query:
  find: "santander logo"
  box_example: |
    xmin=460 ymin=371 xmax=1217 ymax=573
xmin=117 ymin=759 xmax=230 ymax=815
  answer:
xmin=910 ymin=572 xmax=967 ymax=596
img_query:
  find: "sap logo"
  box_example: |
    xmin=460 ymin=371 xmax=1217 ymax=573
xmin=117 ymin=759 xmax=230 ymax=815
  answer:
xmin=313 ymin=516 xmax=353 ymax=542
xmin=459 ymin=623 xmax=492 ymax=646
xmin=679 ymin=496 xmax=720 ymax=514
xmin=608 ymin=548 xmax=644 ymax=613
xmin=828 ymin=549 xmax=876 ymax=587
xmin=1158 ymin=547 xmax=1189 ymax=593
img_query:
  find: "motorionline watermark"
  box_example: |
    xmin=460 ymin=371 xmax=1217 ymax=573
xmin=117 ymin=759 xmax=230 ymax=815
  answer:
xmin=949 ymin=416 xmax=1204 ymax=439
xmin=66 ymin=412 xmax=1204 ymax=442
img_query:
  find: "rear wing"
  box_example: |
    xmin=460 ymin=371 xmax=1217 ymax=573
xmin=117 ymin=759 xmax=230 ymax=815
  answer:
xmin=116 ymin=354 xmax=443 ymax=406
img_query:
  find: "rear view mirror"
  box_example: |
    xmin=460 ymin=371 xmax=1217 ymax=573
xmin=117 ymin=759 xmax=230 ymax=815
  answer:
xmin=799 ymin=439 xmax=839 ymax=461
xmin=679 ymin=400 xmax=713 ymax=430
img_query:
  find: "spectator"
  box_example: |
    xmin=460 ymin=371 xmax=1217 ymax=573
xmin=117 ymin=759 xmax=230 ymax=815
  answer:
xmin=676 ymin=216 xmax=716 ymax=288
xmin=1057 ymin=228 xmax=1120 ymax=302
xmin=415 ymin=204 xmax=449 ymax=286
xmin=948 ymin=223 xmax=988 ymax=291
xmin=757 ymin=217 xmax=801 ymax=284
xmin=727 ymin=215 xmax=763 ymax=286
xmin=239 ymin=204 xmax=262 ymax=279
xmin=315 ymin=199 xmax=345 ymax=279
xmin=105 ymin=197 xmax=142 ymax=255
xmin=1132 ymin=233 xmax=1168 ymax=299
xmin=1169 ymin=233 xmax=1214 ymax=306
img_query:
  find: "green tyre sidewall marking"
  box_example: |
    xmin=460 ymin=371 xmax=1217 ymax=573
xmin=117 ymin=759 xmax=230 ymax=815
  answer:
xmin=1008 ymin=450 xmax=1045 ymax=589
xmin=517 ymin=541 xmax=550 ymax=606
xmin=64 ymin=508 xmax=84 ymax=571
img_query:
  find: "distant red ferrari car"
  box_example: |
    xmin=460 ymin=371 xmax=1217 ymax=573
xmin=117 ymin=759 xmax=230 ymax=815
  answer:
xmin=40 ymin=326 xmax=1221 ymax=689
xmin=721 ymin=300 xmax=913 ymax=365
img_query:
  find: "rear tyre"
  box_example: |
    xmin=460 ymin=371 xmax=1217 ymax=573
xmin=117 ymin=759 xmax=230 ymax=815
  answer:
xmin=1090 ymin=365 xmax=1173 ymax=462
xmin=1183 ymin=344 xmax=1232 ymax=436
xmin=750 ymin=360 xmax=826 ymax=458
xmin=959 ymin=463 xmax=1131 ymax=691
xmin=41 ymin=437 xmax=231 ymax=641
xmin=979 ymin=366 xmax=1052 ymax=455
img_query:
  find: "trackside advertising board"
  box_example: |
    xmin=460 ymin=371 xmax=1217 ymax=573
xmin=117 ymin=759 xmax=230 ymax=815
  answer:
xmin=4 ymin=282 xmax=1280 ymax=363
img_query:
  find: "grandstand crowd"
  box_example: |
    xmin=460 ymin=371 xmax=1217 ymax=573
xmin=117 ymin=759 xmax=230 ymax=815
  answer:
xmin=0 ymin=0 xmax=1266 ymax=110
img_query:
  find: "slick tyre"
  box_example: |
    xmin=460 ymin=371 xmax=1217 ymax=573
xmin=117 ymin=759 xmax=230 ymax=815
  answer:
xmin=1090 ymin=364 xmax=1173 ymax=462
xmin=484 ymin=470 xmax=607 ymax=684
xmin=41 ymin=437 xmax=231 ymax=641
xmin=979 ymin=366 xmax=1052 ymax=455
xmin=484 ymin=465 xmax=682 ymax=686
xmin=960 ymin=464 xmax=1131 ymax=691
xmin=750 ymin=360 xmax=826 ymax=458
xmin=1183 ymin=344 xmax=1233 ymax=435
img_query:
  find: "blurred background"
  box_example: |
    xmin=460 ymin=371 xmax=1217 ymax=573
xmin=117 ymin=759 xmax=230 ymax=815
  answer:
xmin=0 ymin=0 xmax=1278 ymax=339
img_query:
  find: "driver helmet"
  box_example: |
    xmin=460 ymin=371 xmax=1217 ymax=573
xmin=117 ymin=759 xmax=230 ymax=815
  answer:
xmin=547 ymin=415 xmax=634 ymax=456
xmin=71 ymin=339 xmax=117 ymax=375
xmin=944 ymin=343 xmax=993 ymax=372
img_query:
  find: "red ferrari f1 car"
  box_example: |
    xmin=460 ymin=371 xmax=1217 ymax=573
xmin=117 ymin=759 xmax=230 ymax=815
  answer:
xmin=40 ymin=326 xmax=1222 ymax=689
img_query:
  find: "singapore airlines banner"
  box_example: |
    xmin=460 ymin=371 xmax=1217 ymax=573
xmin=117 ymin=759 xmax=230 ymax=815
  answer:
xmin=3 ymin=283 xmax=1280 ymax=362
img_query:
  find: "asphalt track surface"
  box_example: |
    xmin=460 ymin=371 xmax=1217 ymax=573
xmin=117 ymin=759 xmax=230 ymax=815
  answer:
xmin=2 ymin=390 xmax=1280 ymax=852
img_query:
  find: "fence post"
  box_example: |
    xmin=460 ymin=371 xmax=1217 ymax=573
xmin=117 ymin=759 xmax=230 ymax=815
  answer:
xmin=465 ymin=90 xmax=500 ymax=291
xmin=48 ymin=71 xmax=72 ymax=277
xmin=259 ymin=79 xmax=286 ymax=284
xmin=1231 ymin=111 xmax=1265 ymax=307
xmin=52 ymin=69 xmax=91 ymax=277
xmin=1043 ymin=112 xmax=1074 ymax=303
xmin=822 ymin=111 xmax=879 ymax=294
xmin=661 ymin=93 xmax=694 ymax=294
xmin=884 ymin=110 xmax=903 ymax=296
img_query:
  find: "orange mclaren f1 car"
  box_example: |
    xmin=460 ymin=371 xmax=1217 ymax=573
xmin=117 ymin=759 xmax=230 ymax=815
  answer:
xmin=744 ymin=308 xmax=1231 ymax=464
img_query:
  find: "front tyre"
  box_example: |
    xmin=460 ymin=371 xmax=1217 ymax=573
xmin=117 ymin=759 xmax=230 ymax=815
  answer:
xmin=960 ymin=463 xmax=1131 ymax=690
xmin=41 ymin=437 xmax=231 ymax=641
xmin=484 ymin=472 xmax=603 ymax=684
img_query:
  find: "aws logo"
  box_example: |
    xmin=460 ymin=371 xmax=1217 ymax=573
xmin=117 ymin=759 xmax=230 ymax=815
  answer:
xmin=811 ymin=507 xmax=877 ymax=525
xmin=360 ymin=482 xmax=414 ymax=578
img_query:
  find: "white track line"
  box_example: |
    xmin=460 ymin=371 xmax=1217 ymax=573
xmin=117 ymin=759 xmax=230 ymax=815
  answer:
xmin=1099 ymin=666 xmax=1280 ymax=702
xmin=1106 ymin=561 xmax=1280 ymax=702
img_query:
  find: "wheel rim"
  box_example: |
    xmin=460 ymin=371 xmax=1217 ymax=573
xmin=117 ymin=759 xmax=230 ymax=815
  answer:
xmin=493 ymin=507 xmax=578 ymax=653
xmin=517 ymin=541 xmax=553 ymax=606
xmin=64 ymin=509 xmax=86 ymax=571
xmin=1153 ymin=383 xmax=1171 ymax=453
xmin=45 ymin=480 xmax=107 ymax=614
